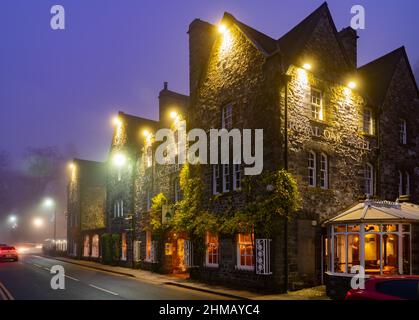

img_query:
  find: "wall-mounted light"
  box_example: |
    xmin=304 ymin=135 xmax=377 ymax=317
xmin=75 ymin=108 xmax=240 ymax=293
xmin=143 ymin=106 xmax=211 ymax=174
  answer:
xmin=218 ymin=24 xmax=227 ymax=34
xmin=112 ymin=153 xmax=127 ymax=168
xmin=112 ymin=116 xmax=122 ymax=126
xmin=170 ymin=111 xmax=178 ymax=119
xmin=348 ymin=81 xmax=357 ymax=89
xmin=68 ymin=162 xmax=75 ymax=170
xmin=143 ymin=129 xmax=150 ymax=137
xmin=303 ymin=63 xmax=312 ymax=71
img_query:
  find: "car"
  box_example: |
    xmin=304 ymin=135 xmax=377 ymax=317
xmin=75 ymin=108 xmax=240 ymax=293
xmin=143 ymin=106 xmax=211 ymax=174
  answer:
xmin=0 ymin=246 xmax=18 ymax=262
xmin=345 ymin=276 xmax=419 ymax=300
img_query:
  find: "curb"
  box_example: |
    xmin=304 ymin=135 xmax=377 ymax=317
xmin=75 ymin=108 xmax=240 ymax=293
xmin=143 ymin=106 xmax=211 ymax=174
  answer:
xmin=164 ymin=282 xmax=249 ymax=300
xmin=44 ymin=255 xmax=136 ymax=278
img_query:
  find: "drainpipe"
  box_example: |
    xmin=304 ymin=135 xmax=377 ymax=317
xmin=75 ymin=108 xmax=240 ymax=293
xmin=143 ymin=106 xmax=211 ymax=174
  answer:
xmin=281 ymin=73 xmax=292 ymax=291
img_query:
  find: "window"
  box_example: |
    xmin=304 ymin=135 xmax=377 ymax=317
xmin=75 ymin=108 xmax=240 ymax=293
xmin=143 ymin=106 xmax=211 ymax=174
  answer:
xmin=376 ymin=280 xmax=419 ymax=300
xmin=83 ymin=235 xmax=90 ymax=257
xmin=398 ymin=171 xmax=410 ymax=196
xmin=320 ymin=153 xmax=328 ymax=189
xmin=365 ymin=163 xmax=374 ymax=196
xmin=91 ymin=235 xmax=99 ymax=258
xmin=212 ymin=165 xmax=221 ymax=195
xmin=221 ymin=104 xmax=233 ymax=129
xmin=308 ymin=151 xmax=316 ymax=187
xmin=400 ymin=119 xmax=407 ymax=144
xmin=233 ymin=164 xmax=241 ymax=190
xmin=363 ymin=109 xmax=374 ymax=135
xmin=222 ymin=164 xmax=230 ymax=192
xmin=206 ymin=232 xmax=219 ymax=267
xmin=113 ymin=200 xmax=124 ymax=218
xmin=121 ymin=233 xmax=127 ymax=261
xmin=237 ymin=233 xmax=254 ymax=270
xmin=174 ymin=178 xmax=182 ymax=202
xmin=311 ymin=88 xmax=323 ymax=121
xmin=145 ymin=231 xmax=152 ymax=261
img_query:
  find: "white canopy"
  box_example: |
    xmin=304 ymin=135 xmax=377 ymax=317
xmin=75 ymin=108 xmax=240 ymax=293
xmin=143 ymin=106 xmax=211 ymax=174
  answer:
xmin=325 ymin=200 xmax=419 ymax=224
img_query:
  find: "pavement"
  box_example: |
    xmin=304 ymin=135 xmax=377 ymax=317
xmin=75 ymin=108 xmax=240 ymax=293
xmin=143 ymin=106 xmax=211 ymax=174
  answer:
xmin=0 ymin=254 xmax=232 ymax=300
xmin=44 ymin=255 xmax=329 ymax=300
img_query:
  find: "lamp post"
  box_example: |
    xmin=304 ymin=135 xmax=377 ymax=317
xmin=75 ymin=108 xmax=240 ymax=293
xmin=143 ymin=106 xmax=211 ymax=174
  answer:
xmin=43 ymin=198 xmax=56 ymax=252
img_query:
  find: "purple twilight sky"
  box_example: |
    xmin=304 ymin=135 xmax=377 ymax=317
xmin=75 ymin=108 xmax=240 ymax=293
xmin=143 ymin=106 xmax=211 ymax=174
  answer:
xmin=1 ymin=0 xmax=419 ymax=164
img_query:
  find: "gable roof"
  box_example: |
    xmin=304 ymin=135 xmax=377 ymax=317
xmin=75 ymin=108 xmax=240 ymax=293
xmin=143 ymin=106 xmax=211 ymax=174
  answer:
xmin=358 ymin=46 xmax=419 ymax=105
xmin=221 ymin=12 xmax=278 ymax=55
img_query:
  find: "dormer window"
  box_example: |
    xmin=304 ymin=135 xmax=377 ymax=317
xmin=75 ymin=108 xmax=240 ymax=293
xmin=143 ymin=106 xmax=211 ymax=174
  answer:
xmin=310 ymin=88 xmax=323 ymax=121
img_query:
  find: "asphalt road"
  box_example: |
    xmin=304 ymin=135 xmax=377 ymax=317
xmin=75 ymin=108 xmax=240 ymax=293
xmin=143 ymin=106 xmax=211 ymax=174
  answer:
xmin=0 ymin=255 xmax=229 ymax=300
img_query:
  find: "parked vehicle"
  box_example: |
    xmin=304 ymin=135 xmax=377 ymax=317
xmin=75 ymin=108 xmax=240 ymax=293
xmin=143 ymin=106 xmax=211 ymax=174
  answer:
xmin=345 ymin=276 xmax=419 ymax=300
xmin=0 ymin=246 xmax=18 ymax=262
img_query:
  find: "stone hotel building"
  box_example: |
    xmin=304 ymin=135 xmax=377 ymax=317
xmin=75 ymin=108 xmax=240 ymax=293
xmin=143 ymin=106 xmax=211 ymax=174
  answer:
xmin=67 ymin=2 xmax=419 ymax=294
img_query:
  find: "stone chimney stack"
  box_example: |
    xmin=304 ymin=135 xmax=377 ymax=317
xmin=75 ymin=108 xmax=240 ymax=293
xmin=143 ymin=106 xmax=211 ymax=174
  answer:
xmin=188 ymin=19 xmax=217 ymax=103
xmin=338 ymin=27 xmax=358 ymax=69
xmin=164 ymin=81 xmax=168 ymax=90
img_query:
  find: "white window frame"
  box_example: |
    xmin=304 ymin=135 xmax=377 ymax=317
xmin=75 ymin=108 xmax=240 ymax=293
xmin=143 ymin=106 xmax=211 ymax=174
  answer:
xmin=363 ymin=109 xmax=374 ymax=135
xmin=205 ymin=232 xmax=219 ymax=268
xmin=212 ymin=165 xmax=220 ymax=195
xmin=222 ymin=164 xmax=230 ymax=193
xmin=233 ymin=164 xmax=241 ymax=191
xmin=83 ymin=235 xmax=90 ymax=257
xmin=400 ymin=119 xmax=407 ymax=145
xmin=221 ymin=104 xmax=233 ymax=129
xmin=320 ymin=153 xmax=328 ymax=189
xmin=236 ymin=233 xmax=254 ymax=271
xmin=308 ymin=151 xmax=316 ymax=187
xmin=310 ymin=88 xmax=323 ymax=121
xmin=365 ymin=163 xmax=374 ymax=197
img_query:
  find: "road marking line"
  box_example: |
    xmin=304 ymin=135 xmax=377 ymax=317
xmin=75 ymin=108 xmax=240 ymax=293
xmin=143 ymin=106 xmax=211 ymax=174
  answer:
xmin=65 ymin=275 xmax=80 ymax=282
xmin=0 ymin=281 xmax=14 ymax=300
xmin=0 ymin=285 xmax=7 ymax=300
xmin=89 ymin=284 xmax=119 ymax=296
xmin=43 ymin=267 xmax=50 ymax=271
xmin=33 ymin=263 xmax=43 ymax=268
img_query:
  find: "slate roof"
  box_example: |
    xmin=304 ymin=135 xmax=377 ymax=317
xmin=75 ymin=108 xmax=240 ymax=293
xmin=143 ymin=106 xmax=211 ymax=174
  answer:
xmin=358 ymin=46 xmax=419 ymax=105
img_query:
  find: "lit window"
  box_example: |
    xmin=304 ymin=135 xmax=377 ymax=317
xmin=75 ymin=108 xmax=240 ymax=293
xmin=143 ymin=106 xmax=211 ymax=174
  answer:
xmin=363 ymin=109 xmax=374 ymax=135
xmin=212 ymin=165 xmax=221 ymax=195
xmin=311 ymin=88 xmax=323 ymax=121
xmin=222 ymin=164 xmax=230 ymax=192
xmin=121 ymin=233 xmax=127 ymax=261
xmin=206 ymin=232 xmax=219 ymax=267
xmin=320 ymin=153 xmax=328 ymax=189
xmin=308 ymin=151 xmax=316 ymax=187
xmin=365 ymin=163 xmax=374 ymax=196
xmin=400 ymin=119 xmax=407 ymax=144
xmin=221 ymin=104 xmax=233 ymax=129
xmin=91 ymin=235 xmax=99 ymax=258
xmin=83 ymin=235 xmax=90 ymax=257
xmin=146 ymin=231 xmax=152 ymax=261
xmin=237 ymin=233 xmax=254 ymax=270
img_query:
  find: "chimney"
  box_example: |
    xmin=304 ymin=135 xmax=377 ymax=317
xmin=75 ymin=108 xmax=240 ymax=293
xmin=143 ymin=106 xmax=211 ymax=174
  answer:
xmin=338 ymin=27 xmax=358 ymax=69
xmin=163 ymin=81 xmax=168 ymax=90
xmin=188 ymin=19 xmax=217 ymax=102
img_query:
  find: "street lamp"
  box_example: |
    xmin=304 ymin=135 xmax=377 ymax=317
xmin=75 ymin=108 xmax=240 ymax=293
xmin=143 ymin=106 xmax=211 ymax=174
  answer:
xmin=8 ymin=215 xmax=18 ymax=229
xmin=43 ymin=197 xmax=56 ymax=252
xmin=33 ymin=217 xmax=44 ymax=228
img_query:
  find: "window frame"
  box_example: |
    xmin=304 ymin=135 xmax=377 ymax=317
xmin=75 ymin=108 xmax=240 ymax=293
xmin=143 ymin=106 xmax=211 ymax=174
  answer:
xmin=233 ymin=164 xmax=241 ymax=191
xmin=310 ymin=88 xmax=324 ymax=121
xmin=205 ymin=232 xmax=219 ymax=268
xmin=222 ymin=164 xmax=230 ymax=193
xmin=365 ymin=163 xmax=374 ymax=197
xmin=320 ymin=153 xmax=329 ymax=189
xmin=221 ymin=104 xmax=233 ymax=130
xmin=212 ymin=165 xmax=220 ymax=195
xmin=308 ymin=151 xmax=316 ymax=187
xmin=236 ymin=233 xmax=254 ymax=271
xmin=399 ymin=119 xmax=407 ymax=145
xmin=363 ymin=108 xmax=374 ymax=135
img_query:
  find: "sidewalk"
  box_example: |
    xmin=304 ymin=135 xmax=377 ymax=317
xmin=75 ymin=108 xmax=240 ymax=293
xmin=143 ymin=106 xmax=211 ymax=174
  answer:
xmin=49 ymin=256 xmax=329 ymax=300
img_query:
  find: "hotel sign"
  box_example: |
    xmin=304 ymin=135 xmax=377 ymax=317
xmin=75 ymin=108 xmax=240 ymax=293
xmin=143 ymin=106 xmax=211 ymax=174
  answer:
xmin=288 ymin=120 xmax=371 ymax=151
